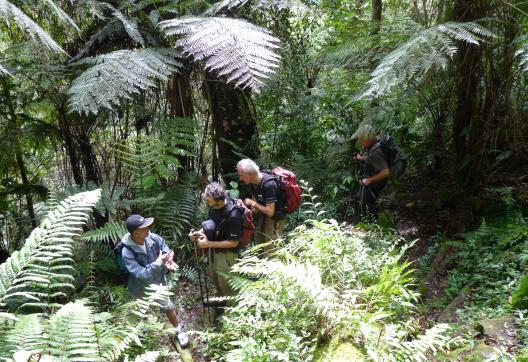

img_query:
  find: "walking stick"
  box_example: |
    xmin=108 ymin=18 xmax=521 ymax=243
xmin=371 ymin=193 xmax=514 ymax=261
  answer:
xmin=192 ymin=231 xmax=205 ymax=316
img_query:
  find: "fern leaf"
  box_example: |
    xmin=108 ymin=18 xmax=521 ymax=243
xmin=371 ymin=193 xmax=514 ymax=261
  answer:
xmin=360 ymin=21 xmax=493 ymax=99
xmin=67 ymin=48 xmax=183 ymax=114
xmin=79 ymin=221 xmax=128 ymax=245
xmin=126 ymin=351 xmax=161 ymax=362
xmin=159 ymin=16 xmax=281 ymax=91
xmin=0 ymin=190 xmax=101 ymax=310
xmin=0 ymin=0 xmax=65 ymax=53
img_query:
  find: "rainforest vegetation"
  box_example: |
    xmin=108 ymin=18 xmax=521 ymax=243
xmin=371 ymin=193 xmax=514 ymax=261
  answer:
xmin=0 ymin=0 xmax=528 ymax=361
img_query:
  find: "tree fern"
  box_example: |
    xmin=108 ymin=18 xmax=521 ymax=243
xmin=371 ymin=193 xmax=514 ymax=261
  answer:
xmin=0 ymin=189 xmax=101 ymax=311
xmin=0 ymin=0 xmax=66 ymax=53
xmin=360 ymin=21 xmax=493 ymax=99
xmin=67 ymin=48 xmax=183 ymax=114
xmin=203 ymin=0 xmax=307 ymax=16
xmin=159 ymin=16 xmax=281 ymax=91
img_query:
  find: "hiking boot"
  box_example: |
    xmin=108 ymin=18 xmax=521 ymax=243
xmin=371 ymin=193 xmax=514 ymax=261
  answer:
xmin=174 ymin=325 xmax=190 ymax=348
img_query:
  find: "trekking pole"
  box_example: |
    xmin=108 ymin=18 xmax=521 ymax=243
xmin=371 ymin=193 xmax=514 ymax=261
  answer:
xmin=191 ymin=230 xmax=206 ymax=316
xmin=198 ymin=235 xmax=212 ymax=323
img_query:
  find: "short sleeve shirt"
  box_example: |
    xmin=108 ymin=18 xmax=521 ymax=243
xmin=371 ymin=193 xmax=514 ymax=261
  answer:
xmin=365 ymin=143 xmax=388 ymax=177
xmin=250 ymin=174 xmax=278 ymax=206
xmin=207 ymin=199 xmax=243 ymax=243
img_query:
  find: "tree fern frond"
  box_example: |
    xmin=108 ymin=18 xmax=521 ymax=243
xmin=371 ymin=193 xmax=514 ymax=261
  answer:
xmin=102 ymin=2 xmax=145 ymax=46
xmin=0 ymin=0 xmax=65 ymax=53
xmin=360 ymin=21 xmax=493 ymax=99
xmin=41 ymin=0 xmax=80 ymax=32
xmin=159 ymin=16 xmax=281 ymax=91
xmin=70 ymin=19 xmax=121 ymax=62
xmin=0 ymin=190 xmax=101 ymax=310
xmin=67 ymin=48 xmax=183 ymax=114
xmin=0 ymin=61 xmax=11 ymax=75
xmin=203 ymin=0 xmax=307 ymax=16
xmin=79 ymin=221 xmax=127 ymax=245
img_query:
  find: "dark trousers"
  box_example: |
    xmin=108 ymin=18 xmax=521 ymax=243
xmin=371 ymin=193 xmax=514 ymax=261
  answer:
xmin=353 ymin=183 xmax=385 ymax=224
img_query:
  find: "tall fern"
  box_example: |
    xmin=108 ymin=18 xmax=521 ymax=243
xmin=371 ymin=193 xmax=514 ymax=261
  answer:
xmin=0 ymin=189 xmax=101 ymax=311
xmin=159 ymin=16 xmax=281 ymax=91
xmin=67 ymin=48 xmax=184 ymax=114
xmin=361 ymin=21 xmax=493 ymax=99
xmin=0 ymin=286 xmax=172 ymax=361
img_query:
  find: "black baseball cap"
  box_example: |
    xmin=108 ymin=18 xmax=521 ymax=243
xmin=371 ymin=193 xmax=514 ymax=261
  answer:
xmin=126 ymin=214 xmax=154 ymax=233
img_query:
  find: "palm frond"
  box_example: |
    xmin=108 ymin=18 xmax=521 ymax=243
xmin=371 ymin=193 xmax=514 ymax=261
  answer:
xmin=360 ymin=21 xmax=493 ymax=99
xmin=159 ymin=16 xmax=281 ymax=91
xmin=67 ymin=48 xmax=183 ymax=114
xmin=0 ymin=189 xmax=101 ymax=310
xmin=0 ymin=0 xmax=65 ymax=53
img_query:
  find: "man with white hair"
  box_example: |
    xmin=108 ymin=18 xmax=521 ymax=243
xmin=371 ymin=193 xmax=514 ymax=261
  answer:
xmin=352 ymin=124 xmax=390 ymax=224
xmin=237 ymin=159 xmax=285 ymax=250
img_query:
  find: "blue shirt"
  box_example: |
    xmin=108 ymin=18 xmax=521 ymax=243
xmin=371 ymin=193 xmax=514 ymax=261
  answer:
xmin=121 ymin=232 xmax=171 ymax=298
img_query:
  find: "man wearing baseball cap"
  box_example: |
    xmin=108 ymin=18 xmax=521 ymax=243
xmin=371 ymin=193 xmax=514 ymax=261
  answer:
xmin=120 ymin=214 xmax=189 ymax=347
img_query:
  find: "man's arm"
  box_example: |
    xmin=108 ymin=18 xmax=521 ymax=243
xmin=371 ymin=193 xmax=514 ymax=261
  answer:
xmin=198 ymin=237 xmax=239 ymax=249
xmin=362 ymin=168 xmax=390 ymax=186
xmin=248 ymin=200 xmax=275 ymax=218
xmin=122 ymin=249 xmax=166 ymax=282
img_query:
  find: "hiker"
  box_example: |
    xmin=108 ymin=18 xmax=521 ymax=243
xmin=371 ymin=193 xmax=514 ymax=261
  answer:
xmin=352 ymin=124 xmax=391 ymax=224
xmin=188 ymin=182 xmax=243 ymax=297
xmin=237 ymin=159 xmax=285 ymax=249
xmin=121 ymin=214 xmax=189 ymax=347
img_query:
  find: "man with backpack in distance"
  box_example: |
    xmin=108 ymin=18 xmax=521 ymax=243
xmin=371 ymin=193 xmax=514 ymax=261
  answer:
xmin=120 ymin=214 xmax=190 ymax=347
xmin=352 ymin=124 xmax=392 ymax=224
xmin=188 ymin=182 xmax=244 ymax=297
xmin=237 ymin=159 xmax=286 ymax=251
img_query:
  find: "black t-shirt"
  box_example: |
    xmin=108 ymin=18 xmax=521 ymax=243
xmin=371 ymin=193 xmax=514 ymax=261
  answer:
xmin=250 ymin=174 xmax=278 ymax=206
xmin=207 ymin=199 xmax=243 ymax=245
xmin=364 ymin=142 xmax=388 ymax=189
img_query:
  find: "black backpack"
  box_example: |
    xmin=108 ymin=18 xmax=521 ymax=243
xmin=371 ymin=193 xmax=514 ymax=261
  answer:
xmin=377 ymin=134 xmax=406 ymax=177
xmin=114 ymin=241 xmax=143 ymax=285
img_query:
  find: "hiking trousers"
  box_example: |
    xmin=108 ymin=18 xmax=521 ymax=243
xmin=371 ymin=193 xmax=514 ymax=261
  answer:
xmin=353 ymin=183 xmax=385 ymax=224
xmin=255 ymin=215 xmax=285 ymax=254
xmin=208 ymin=249 xmax=238 ymax=297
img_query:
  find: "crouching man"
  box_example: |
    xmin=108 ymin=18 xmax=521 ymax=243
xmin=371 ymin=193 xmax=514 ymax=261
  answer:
xmin=121 ymin=214 xmax=190 ymax=347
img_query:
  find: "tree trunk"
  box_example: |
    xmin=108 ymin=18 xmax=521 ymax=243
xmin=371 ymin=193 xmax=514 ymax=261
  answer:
xmin=205 ymin=74 xmax=259 ymax=184
xmin=58 ymin=104 xmax=84 ymax=186
xmin=2 ymin=78 xmax=37 ymax=228
xmin=451 ymin=0 xmax=486 ymax=187
xmin=167 ymin=67 xmax=194 ymax=176
xmin=371 ymin=0 xmax=382 ymax=35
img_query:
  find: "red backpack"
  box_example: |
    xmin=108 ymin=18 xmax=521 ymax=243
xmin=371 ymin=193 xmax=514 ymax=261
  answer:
xmin=271 ymin=167 xmax=302 ymax=214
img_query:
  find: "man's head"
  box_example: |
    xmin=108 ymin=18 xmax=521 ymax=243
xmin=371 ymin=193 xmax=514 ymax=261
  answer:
xmin=237 ymin=159 xmax=260 ymax=185
xmin=126 ymin=214 xmax=154 ymax=242
xmin=353 ymin=124 xmax=377 ymax=148
xmin=203 ymin=182 xmax=227 ymax=209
